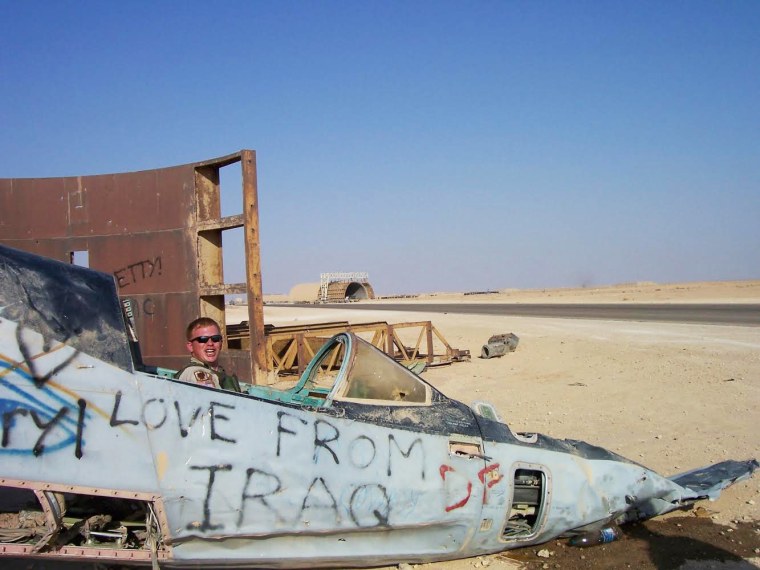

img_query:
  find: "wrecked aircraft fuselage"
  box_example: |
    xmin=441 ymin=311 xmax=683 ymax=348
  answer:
xmin=0 ymin=243 xmax=756 ymax=567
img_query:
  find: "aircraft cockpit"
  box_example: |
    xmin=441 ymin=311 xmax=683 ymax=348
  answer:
xmin=247 ymin=333 xmax=433 ymax=408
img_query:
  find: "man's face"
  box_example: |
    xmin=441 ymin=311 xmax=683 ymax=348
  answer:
xmin=187 ymin=324 xmax=222 ymax=367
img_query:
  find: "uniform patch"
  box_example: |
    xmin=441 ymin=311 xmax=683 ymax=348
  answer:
xmin=193 ymin=369 xmax=216 ymax=387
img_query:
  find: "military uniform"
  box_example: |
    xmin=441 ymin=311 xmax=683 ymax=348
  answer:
xmin=174 ymin=357 xmax=242 ymax=392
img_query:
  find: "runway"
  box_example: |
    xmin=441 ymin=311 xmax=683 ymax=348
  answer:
xmin=301 ymin=303 xmax=760 ymax=326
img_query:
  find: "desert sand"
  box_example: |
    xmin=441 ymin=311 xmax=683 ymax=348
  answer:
xmin=386 ymin=279 xmax=760 ymax=304
xmin=231 ymin=281 xmax=760 ymax=569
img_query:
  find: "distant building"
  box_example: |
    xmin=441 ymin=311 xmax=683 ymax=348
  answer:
xmin=288 ymin=272 xmax=375 ymax=303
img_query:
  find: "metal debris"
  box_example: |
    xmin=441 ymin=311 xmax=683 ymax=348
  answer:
xmin=481 ymin=333 xmax=520 ymax=359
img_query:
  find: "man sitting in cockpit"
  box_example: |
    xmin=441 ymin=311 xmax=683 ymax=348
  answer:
xmin=174 ymin=317 xmax=241 ymax=392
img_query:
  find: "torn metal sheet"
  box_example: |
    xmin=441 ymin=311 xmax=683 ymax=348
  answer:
xmin=0 ymin=244 xmax=756 ymax=567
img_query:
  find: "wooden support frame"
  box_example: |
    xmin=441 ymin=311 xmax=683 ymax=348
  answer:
xmin=255 ymin=320 xmax=470 ymax=377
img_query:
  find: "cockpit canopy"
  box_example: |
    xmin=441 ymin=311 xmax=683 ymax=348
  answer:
xmin=249 ymin=333 xmax=432 ymax=407
xmin=0 ymin=244 xmax=133 ymax=372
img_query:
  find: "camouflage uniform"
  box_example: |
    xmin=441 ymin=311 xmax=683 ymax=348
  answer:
xmin=174 ymin=357 xmax=242 ymax=392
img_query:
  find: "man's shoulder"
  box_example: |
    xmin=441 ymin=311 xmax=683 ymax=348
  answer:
xmin=176 ymin=363 xmax=220 ymax=389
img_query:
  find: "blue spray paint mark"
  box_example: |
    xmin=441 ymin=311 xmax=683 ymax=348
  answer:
xmin=0 ymin=361 xmax=91 ymax=428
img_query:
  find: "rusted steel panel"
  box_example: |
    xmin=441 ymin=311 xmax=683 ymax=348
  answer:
xmin=0 ymin=177 xmax=70 ymax=238
xmin=120 ymin=292 xmax=197 ymax=367
xmin=62 ymin=175 xmax=90 ymax=230
xmin=0 ymin=237 xmax=73 ymax=263
xmin=0 ymin=168 xmax=194 ymax=240
xmin=95 ymin=231 xmax=196 ymax=294
xmin=0 ymin=151 xmax=266 ymax=384
xmin=0 ymin=231 xmax=195 ymax=298
xmin=71 ymin=167 xmax=194 ymax=235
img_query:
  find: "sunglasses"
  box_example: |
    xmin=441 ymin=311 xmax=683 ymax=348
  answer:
xmin=190 ymin=334 xmax=223 ymax=344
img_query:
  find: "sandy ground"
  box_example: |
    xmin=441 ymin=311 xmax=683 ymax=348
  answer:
xmin=393 ymin=279 xmax=760 ymax=304
xmin=231 ymin=281 xmax=760 ymax=569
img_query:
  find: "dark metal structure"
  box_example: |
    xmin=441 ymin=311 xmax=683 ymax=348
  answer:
xmin=0 ymin=151 xmax=267 ymax=383
xmin=319 ymin=272 xmax=375 ymax=302
xmin=326 ymin=280 xmax=375 ymax=301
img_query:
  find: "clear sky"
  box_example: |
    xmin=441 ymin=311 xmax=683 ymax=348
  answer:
xmin=2 ymin=1 xmax=759 ymax=295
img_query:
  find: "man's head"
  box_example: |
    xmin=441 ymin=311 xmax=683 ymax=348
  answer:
xmin=186 ymin=317 xmax=223 ymax=368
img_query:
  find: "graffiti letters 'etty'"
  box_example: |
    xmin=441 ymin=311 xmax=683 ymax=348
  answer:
xmin=114 ymin=256 xmax=162 ymax=289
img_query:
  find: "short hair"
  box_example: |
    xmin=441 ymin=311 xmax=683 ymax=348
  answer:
xmin=186 ymin=317 xmax=221 ymax=340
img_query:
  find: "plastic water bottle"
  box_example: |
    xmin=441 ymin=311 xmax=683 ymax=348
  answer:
xmin=568 ymin=525 xmax=621 ymax=547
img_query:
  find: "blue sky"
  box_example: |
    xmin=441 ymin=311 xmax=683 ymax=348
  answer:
xmin=2 ymin=1 xmax=759 ymax=295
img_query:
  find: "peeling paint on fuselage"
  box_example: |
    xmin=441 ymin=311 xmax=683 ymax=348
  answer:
xmin=0 ymin=317 xmax=738 ymax=566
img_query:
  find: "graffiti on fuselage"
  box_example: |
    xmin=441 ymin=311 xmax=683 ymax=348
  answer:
xmin=1 ymin=319 xmax=490 ymax=534
xmin=110 ymin=395 xmax=428 ymax=531
xmin=0 ymin=326 xmax=88 ymax=457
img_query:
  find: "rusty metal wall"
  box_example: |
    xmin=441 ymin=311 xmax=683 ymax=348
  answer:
xmin=0 ymin=151 xmax=265 ymax=382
